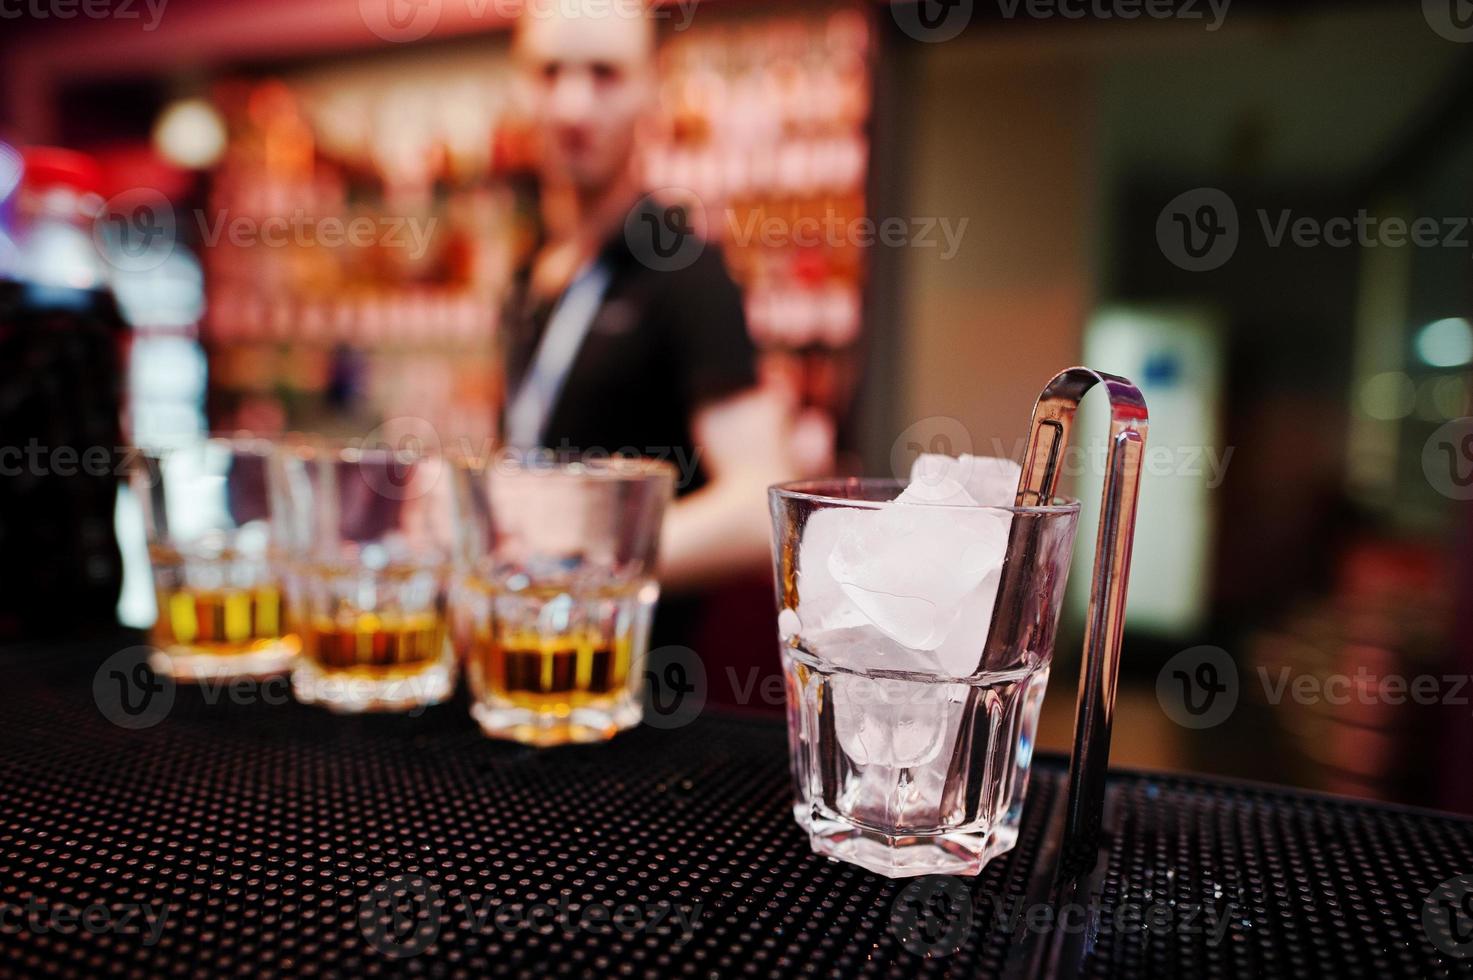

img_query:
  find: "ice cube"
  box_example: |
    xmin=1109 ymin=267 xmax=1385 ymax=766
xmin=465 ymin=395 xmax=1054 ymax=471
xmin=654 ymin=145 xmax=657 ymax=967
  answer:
xmin=805 ymin=623 xmax=930 ymax=673
xmin=831 ymin=675 xmax=959 ymax=769
xmin=794 ymin=455 xmax=1017 ymax=677
xmin=894 ymin=473 xmax=977 ymax=507
xmin=907 ymin=453 xmax=1021 ymax=507
xmin=826 ymin=502 xmax=1012 ymax=656
xmin=794 ymin=507 xmax=871 ymax=633
xmin=934 ymin=564 xmax=1004 ymax=677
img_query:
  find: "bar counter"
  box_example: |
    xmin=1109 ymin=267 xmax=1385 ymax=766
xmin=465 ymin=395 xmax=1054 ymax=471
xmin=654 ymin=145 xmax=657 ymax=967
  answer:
xmin=2 ymin=640 xmax=1470 ymax=978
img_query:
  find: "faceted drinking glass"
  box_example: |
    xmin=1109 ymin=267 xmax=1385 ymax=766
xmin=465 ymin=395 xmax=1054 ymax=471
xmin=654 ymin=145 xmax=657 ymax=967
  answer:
xmin=769 ymin=478 xmax=1080 ymax=878
xmin=278 ymin=444 xmax=456 ymax=713
xmin=132 ymin=436 xmax=299 ymax=681
xmin=449 ymin=455 xmax=676 ymax=746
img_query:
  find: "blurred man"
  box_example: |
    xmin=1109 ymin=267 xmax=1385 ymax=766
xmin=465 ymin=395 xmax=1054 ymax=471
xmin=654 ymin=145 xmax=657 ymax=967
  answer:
xmin=507 ymin=0 xmax=819 ymax=617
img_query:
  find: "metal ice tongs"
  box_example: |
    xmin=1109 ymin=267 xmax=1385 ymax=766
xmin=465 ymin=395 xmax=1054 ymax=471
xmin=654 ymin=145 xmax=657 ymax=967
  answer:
xmin=994 ymin=367 xmax=1148 ymax=871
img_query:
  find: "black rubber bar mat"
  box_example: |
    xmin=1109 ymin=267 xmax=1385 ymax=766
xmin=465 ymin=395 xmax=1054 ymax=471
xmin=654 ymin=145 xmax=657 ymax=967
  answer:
xmin=1 ymin=641 xmax=1471 ymax=978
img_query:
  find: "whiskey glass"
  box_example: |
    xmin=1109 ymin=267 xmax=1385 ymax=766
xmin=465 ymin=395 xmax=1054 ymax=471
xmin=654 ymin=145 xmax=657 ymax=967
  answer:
xmin=449 ymin=454 xmax=676 ymax=746
xmin=132 ymin=436 xmax=298 ymax=681
xmin=770 ymin=366 xmax=1149 ymax=880
xmin=770 ymin=479 xmax=1080 ymax=878
xmin=278 ymin=443 xmax=455 ymax=713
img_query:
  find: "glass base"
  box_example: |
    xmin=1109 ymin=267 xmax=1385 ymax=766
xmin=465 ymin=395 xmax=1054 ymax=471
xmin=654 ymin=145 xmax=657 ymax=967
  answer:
xmin=149 ymin=639 xmax=298 ymax=682
xmin=292 ymin=658 xmax=454 ymax=713
xmin=806 ymin=812 xmax=1019 ymax=878
xmin=471 ymin=696 xmax=640 ymax=746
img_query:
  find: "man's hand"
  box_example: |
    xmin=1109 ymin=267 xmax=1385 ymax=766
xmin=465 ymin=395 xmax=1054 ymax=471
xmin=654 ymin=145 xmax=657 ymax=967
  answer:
xmin=658 ymin=385 xmax=832 ymax=592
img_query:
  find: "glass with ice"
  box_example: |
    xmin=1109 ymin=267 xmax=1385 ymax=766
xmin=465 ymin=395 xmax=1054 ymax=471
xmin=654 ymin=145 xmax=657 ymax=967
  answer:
xmin=769 ymin=454 xmax=1080 ymax=878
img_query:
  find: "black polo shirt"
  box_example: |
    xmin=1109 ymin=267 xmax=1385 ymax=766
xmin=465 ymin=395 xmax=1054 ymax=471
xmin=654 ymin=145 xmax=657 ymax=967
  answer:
xmin=502 ymin=199 xmax=758 ymax=496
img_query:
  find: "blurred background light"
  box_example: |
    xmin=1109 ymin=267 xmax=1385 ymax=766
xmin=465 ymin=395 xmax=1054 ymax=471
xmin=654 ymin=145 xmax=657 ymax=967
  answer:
xmin=1414 ymin=317 xmax=1473 ymax=368
xmin=1359 ymin=371 xmax=1416 ymax=420
xmin=152 ymin=98 xmax=227 ymax=170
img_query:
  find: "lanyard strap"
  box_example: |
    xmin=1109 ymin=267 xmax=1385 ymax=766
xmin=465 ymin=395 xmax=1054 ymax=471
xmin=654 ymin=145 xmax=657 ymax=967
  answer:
xmin=504 ymin=260 xmax=614 ymax=450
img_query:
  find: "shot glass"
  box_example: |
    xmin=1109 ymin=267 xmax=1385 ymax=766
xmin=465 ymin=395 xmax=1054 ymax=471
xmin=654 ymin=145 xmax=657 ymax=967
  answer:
xmin=769 ymin=479 xmax=1080 ymax=878
xmin=132 ymin=436 xmax=299 ymax=681
xmin=449 ymin=454 xmax=676 ymax=746
xmin=278 ymin=444 xmax=456 ymax=713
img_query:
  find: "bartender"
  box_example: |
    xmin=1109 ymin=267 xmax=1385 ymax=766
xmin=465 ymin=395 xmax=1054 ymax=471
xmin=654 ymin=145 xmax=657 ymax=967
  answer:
xmin=505 ymin=2 xmax=815 ymax=639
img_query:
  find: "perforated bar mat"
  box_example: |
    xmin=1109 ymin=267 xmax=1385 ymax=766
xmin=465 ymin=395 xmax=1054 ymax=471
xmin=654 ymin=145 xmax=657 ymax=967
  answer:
xmin=2 ymin=643 xmax=1472 ymax=978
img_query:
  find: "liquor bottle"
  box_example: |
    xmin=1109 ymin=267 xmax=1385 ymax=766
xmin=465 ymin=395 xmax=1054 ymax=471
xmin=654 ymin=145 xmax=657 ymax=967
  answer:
xmin=0 ymin=148 xmax=128 ymax=639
